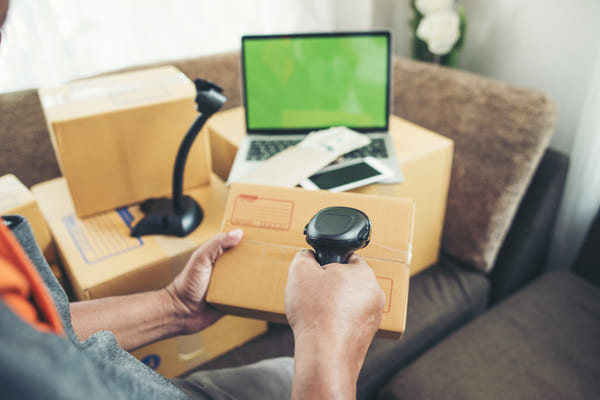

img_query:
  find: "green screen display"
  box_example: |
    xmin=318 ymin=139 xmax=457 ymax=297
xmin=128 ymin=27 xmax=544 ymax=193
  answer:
xmin=242 ymin=33 xmax=390 ymax=132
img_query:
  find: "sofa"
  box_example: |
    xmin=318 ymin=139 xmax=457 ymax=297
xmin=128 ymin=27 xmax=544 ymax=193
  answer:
xmin=3 ymin=51 xmax=595 ymax=399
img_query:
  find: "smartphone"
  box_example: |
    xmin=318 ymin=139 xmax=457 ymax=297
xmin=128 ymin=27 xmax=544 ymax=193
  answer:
xmin=300 ymin=157 xmax=394 ymax=192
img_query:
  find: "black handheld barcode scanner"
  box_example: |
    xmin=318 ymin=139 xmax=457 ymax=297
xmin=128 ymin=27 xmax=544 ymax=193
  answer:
xmin=304 ymin=207 xmax=371 ymax=265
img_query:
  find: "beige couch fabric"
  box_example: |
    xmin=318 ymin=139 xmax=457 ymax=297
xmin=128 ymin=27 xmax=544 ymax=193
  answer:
xmin=391 ymin=58 xmax=557 ymax=272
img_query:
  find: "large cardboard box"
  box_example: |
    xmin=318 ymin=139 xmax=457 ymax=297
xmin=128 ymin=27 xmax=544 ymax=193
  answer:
xmin=31 ymin=175 xmax=268 ymax=377
xmin=207 ymin=107 xmax=453 ymax=276
xmin=207 ymin=183 xmax=414 ymax=339
xmin=130 ymin=315 xmax=268 ymax=378
xmin=0 ymin=174 xmax=57 ymax=263
xmin=38 ymin=66 xmax=212 ymax=217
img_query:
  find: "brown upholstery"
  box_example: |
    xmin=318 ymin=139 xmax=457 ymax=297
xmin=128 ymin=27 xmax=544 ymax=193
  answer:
xmin=391 ymin=59 xmax=557 ymax=272
xmin=0 ymin=51 xmax=557 ymax=274
xmin=0 ymin=89 xmax=61 ymax=187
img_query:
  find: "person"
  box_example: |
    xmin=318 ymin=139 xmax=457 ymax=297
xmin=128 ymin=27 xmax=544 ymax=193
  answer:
xmin=0 ymin=2 xmax=385 ymax=399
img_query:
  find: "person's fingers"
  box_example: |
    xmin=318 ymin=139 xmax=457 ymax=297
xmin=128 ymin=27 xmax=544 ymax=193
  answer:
xmin=346 ymin=253 xmax=368 ymax=266
xmin=218 ymin=229 xmax=244 ymax=249
xmin=190 ymin=229 xmax=244 ymax=266
xmin=288 ymin=249 xmax=321 ymax=278
xmin=292 ymin=248 xmax=318 ymax=264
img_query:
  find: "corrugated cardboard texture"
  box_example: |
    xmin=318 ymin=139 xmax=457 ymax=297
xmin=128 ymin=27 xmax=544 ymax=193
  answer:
xmin=207 ymin=183 xmax=414 ymax=339
xmin=131 ymin=315 xmax=268 ymax=378
xmin=38 ymin=66 xmax=211 ymax=217
xmin=0 ymin=174 xmax=57 ymax=263
xmin=31 ymin=175 xmax=229 ymax=299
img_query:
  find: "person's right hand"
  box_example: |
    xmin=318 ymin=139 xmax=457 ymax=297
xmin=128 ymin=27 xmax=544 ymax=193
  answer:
xmin=284 ymin=249 xmax=385 ymax=399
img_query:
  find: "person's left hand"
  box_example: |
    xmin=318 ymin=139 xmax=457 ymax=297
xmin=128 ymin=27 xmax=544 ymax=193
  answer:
xmin=165 ymin=229 xmax=243 ymax=334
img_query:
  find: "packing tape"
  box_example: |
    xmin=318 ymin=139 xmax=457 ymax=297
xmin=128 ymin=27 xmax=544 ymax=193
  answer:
xmin=40 ymin=72 xmax=191 ymax=108
xmin=240 ymin=239 xmax=412 ymax=265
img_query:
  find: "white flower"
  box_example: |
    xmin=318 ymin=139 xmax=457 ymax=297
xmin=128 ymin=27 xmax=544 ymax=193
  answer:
xmin=415 ymin=0 xmax=454 ymax=15
xmin=416 ymin=10 xmax=460 ymax=55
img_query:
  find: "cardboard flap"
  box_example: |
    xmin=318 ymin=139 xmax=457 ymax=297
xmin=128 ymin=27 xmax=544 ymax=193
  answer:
xmin=39 ymin=66 xmax=194 ymax=121
xmin=223 ymin=183 xmax=414 ymax=264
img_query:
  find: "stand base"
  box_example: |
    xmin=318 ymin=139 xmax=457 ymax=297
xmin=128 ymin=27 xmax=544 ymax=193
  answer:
xmin=130 ymin=196 xmax=203 ymax=237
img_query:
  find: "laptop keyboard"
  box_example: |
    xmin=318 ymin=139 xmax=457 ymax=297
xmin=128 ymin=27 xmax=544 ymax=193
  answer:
xmin=246 ymin=140 xmax=302 ymax=161
xmin=246 ymin=138 xmax=388 ymax=161
xmin=343 ymin=138 xmax=388 ymax=159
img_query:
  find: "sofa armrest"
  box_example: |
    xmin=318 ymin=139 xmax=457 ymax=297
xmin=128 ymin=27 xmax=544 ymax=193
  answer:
xmin=489 ymin=148 xmax=569 ymax=304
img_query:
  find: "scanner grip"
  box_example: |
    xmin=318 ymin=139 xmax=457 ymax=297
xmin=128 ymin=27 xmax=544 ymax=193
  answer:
xmin=314 ymin=246 xmax=355 ymax=266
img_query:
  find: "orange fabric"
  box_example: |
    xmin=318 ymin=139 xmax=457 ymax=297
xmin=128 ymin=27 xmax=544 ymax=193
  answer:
xmin=0 ymin=220 xmax=64 ymax=335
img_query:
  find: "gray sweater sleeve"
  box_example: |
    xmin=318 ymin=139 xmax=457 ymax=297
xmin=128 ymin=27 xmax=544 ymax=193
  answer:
xmin=0 ymin=215 xmax=191 ymax=400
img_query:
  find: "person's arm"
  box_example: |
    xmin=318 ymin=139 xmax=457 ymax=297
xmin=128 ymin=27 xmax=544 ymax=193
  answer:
xmin=285 ymin=250 xmax=385 ymax=400
xmin=70 ymin=229 xmax=243 ymax=351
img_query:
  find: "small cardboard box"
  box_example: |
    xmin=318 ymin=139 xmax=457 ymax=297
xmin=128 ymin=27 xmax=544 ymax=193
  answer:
xmin=207 ymin=107 xmax=453 ymax=276
xmin=0 ymin=174 xmax=57 ymax=263
xmin=31 ymin=175 xmax=268 ymax=376
xmin=38 ymin=66 xmax=211 ymax=217
xmin=207 ymin=183 xmax=414 ymax=339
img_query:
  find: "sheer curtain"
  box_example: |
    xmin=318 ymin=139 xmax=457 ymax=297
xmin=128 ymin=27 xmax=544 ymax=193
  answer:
xmin=546 ymin=46 xmax=600 ymax=271
xmin=0 ymin=0 xmax=338 ymax=94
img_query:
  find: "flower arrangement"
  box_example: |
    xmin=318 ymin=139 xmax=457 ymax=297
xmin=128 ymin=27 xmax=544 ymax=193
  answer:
xmin=410 ymin=0 xmax=467 ymax=67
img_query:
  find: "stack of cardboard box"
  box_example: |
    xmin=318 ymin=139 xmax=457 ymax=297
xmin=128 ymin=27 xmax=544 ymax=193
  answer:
xmin=30 ymin=67 xmax=268 ymax=378
xmin=5 ymin=66 xmax=426 ymax=376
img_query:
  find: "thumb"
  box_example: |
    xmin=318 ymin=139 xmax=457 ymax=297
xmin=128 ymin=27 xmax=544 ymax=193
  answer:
xmin=191 ymin=229 xmax=244 ymax=266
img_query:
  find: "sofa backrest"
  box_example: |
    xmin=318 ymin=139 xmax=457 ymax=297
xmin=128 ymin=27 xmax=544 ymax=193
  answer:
xmin=0 ymin=51 xmax=558 ymax=274
xmin=0 ymin=89 xmax=62 ymax=187
xmin=390 ymin=57 xmax=557 ymax=273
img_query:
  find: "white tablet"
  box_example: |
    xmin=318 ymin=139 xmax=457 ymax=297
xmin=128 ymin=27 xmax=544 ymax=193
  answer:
xmin=300 ymin=157 xmax=394 ymax=192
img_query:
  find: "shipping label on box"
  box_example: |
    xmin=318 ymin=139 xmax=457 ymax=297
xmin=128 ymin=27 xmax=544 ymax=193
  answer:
xmin=38 ymin=66 xmax=212 ymax=217
xmin=0 ymin=174 xmax=57 ymax=263
xmin=31 ymin=176 xmax=267 ymax=377
xmin=207 ymin=183 xmax=414 ymax=339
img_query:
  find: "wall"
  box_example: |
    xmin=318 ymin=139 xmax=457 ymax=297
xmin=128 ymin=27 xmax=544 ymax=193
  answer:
xmin=0 ymin=0 xmax=337 ymax=94
xmin=376 ymin=1 xmax=600 ymax=271
xmin=381 ymin=0 xmax=600 ymax=155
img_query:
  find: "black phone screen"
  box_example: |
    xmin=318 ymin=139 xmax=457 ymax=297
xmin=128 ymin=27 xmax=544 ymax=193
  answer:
xmin=308 ymin=162 xmax=381 ymax=190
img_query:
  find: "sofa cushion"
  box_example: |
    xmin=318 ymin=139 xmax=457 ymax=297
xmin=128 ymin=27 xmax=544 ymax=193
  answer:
xmin=378 ymin=270 xmax=600 ymax=400
xmin=357 ymin=255 xmax=489 ymax=399
xmin=191 ymin=256 xmax=490 ymax=400
xmin=391 ymin=57 xmax=557 ymax=273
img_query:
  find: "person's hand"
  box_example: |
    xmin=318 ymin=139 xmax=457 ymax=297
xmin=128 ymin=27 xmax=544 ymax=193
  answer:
xmin=285 ymin=250 xmax=385 ymax=399
xmin=165 ymin=229 xmax=243 ymax=334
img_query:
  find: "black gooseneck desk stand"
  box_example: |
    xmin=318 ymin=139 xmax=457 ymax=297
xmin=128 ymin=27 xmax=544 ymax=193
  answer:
xmin=131 ymin=79 xmax=226 ymax=238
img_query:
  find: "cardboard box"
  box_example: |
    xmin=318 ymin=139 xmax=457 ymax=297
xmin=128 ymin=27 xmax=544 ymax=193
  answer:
xmin=48 ymin=261 xmax=72 ymax=298
xmin=0 ymin=174 xmax=57 ymax=263
xmin=207 ymin=183 xmax=414 ymax=339
xmin=31 ymin=175 xmax=268 ymax=376
xmin=131 ymin=315 xmax=268 ymax=378
xmin=207 ymin=107 xmax=453 ymax=276
xmin=38 ymin=66 xmax=212 ymax=217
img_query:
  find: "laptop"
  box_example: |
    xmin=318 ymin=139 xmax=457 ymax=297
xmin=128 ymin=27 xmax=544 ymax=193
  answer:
xmin=227 ymin=31 xmax=403 ymax=185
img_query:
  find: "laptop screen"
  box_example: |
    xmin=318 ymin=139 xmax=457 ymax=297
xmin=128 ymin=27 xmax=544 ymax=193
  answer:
xmin=242 ymin=32 xmax=390 ymax=134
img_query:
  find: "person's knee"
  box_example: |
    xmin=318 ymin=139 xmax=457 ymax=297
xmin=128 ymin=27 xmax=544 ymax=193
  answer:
xmin=174 ymin=357 xmax=294 ymax=400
